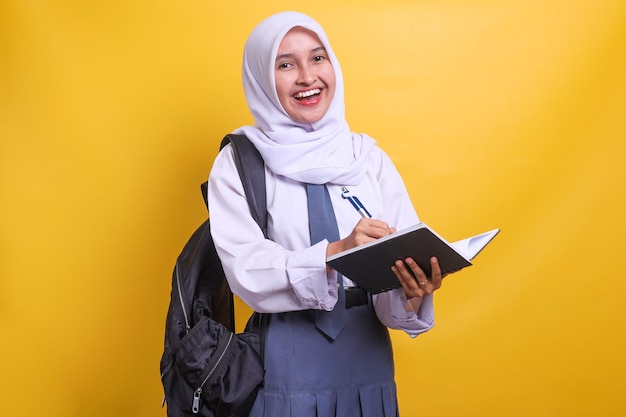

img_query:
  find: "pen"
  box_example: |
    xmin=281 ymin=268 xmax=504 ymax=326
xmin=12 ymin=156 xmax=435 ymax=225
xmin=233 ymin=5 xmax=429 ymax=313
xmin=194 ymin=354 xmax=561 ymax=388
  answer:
xmin=341 ymin=187 xmax=372 ymax=218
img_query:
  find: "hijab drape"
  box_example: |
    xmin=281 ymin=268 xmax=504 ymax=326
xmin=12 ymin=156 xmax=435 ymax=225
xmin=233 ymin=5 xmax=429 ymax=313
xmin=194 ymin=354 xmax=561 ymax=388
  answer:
xmin=234 ymin=11 xmax=377 ymax=185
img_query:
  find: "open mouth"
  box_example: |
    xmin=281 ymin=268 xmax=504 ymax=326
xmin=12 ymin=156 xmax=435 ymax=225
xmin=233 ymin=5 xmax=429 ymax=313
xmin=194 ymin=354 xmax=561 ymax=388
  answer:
xmin=293 ymin=88 xmax=321 ymax=100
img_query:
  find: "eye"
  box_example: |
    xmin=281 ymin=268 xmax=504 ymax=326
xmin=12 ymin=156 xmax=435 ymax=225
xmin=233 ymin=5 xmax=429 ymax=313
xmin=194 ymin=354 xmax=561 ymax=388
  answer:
xmin=277 ymin=62 xmax=293 ymax=70
xmin=313 ymin=55 xmax=326 ymax=62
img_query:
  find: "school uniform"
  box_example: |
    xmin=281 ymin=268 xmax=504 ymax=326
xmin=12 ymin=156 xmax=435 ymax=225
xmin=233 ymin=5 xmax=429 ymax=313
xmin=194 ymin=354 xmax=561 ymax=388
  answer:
xmin=208 ymin=11 xmax=436 ymax=417
xmin=209 ymin=145 xmax=434 ymax=416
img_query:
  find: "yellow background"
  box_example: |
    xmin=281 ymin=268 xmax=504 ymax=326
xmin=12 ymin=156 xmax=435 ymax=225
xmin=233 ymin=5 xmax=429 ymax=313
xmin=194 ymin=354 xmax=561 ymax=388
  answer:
xmin=2 ymin=0 xmax=625 ymax=416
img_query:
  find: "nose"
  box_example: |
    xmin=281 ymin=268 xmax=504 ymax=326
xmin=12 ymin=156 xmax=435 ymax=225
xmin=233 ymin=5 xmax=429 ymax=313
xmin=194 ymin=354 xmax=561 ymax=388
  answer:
xmin=297 ymin=64 xmax=316 ymax=85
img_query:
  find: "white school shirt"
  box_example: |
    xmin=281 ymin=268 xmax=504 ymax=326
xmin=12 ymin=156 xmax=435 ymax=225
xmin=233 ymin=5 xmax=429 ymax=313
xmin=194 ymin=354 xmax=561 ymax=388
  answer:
xmin=208 ymin=143 xmax=434 ymax=337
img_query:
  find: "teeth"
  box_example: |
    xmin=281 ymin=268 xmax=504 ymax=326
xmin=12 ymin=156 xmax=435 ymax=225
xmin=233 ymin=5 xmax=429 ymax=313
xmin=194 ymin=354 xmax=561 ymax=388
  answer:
xmin=294 ymin=89 xmax=320 ymax=99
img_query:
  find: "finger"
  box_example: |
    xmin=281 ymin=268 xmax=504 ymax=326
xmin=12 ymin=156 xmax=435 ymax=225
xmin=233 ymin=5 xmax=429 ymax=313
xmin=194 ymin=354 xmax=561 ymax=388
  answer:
xmin=357 ymin=218 xmax=395 ymax=238
xmin=429 ymin=257 xmax=443 ymax=289
xmin=404 ymin=258 xmax=437 ymax=294
xmin=403 ymin=258 xmax=428 ymax=284
xmin=357 ymin=217 xmax=388 ymax=229
xmin=392 ymin=260 xmax=423 ymax=298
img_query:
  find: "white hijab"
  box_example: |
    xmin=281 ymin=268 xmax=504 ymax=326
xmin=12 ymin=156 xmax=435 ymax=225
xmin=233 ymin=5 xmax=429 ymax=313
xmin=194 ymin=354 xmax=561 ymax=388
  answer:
xmin=234 ymin=11 xmax=377 ymax=185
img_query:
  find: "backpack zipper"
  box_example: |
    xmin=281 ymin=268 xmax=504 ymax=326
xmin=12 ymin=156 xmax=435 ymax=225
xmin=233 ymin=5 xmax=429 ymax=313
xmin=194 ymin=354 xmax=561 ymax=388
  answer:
xmin=160 ymin=262 xmax=191 ymax=409
xmin=175 ymin=262 xmax=191 ymax=333
xmin=191 ymin=331 xmax=234 ymax=414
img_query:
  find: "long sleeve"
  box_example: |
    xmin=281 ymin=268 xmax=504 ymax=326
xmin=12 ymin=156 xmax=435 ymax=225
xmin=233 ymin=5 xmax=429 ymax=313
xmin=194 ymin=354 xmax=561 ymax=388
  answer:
xmin=208 ymin=142 xmax=435 ymax=336
xmin=208 ymin=144 xmax=339 ymax=313
xmin=372 ymin=290 xmax=435 ymax=337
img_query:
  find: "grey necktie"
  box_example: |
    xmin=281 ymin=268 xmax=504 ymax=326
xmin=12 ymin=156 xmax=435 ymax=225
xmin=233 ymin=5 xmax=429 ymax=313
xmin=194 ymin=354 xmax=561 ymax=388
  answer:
xmin=306 ymin=183 xmax=346 ymax=339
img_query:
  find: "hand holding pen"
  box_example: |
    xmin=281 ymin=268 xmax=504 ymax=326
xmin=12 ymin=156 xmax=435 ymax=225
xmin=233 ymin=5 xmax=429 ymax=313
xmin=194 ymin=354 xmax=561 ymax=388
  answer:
xmin=340 ymin=187 xmax=395 ymax=240
xmin=339 ymin=186 xmax=442 ymax=302
xmin=326 ymin=189 xmax=394 ymax=259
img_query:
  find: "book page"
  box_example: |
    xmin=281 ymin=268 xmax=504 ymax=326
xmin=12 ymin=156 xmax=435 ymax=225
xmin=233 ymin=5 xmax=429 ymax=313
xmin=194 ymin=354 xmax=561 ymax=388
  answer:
xmin=451 ymin=229 xmax=500 ymax=260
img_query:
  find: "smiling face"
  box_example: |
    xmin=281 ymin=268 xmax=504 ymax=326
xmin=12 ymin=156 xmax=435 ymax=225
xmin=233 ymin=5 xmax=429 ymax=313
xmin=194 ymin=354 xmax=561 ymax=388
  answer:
xmin=274 ymin=27 xmax=336 ymax=124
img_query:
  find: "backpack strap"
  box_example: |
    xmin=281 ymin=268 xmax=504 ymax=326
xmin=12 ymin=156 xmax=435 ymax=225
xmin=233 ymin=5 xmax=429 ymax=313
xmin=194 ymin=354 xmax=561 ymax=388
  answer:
xmin=203 ymin=134 xmax=268 ymax=358
xmin=201 ymin=134 xmax=268 ymax=238
xmin=221 ymin=134 xmax=268 ymax=238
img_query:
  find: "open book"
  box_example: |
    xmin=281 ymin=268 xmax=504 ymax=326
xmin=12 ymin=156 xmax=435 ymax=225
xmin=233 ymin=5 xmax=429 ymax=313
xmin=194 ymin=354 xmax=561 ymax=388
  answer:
xmin=326 ymin=223 xmax=500 ymax=294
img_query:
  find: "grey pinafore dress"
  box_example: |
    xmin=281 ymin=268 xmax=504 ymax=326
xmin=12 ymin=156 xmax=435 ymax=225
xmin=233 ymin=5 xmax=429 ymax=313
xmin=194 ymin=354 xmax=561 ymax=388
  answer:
xmin=247 ymin=301 xmax=399 ymax=417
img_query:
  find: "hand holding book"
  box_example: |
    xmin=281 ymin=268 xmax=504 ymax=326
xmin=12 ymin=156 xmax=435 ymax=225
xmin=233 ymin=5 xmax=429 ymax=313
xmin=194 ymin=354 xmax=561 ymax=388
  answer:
xmin=391 ymin=254 xmax=444 ymax=300
xmin=331 ymin=187 xmax=499 ymax=294
xmin=327 ymin=222 xmax=500 ymax=294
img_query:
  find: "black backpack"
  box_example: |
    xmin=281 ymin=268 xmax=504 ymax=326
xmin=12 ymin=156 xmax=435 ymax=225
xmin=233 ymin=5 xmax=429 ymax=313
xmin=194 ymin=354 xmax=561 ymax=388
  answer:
xmin=160 ymin=134 xmax=267 ymax=417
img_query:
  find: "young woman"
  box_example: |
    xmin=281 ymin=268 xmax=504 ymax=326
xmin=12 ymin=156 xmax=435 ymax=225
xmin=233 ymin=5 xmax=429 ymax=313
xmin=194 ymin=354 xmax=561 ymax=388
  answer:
xmin=208 ymin=11 xmax=444 ymax=417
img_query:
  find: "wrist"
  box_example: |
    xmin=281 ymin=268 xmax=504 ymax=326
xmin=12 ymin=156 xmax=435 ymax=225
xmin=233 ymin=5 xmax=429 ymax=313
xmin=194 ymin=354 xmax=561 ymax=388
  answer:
xmin=325 ymin=239 xmax=344 ymax=259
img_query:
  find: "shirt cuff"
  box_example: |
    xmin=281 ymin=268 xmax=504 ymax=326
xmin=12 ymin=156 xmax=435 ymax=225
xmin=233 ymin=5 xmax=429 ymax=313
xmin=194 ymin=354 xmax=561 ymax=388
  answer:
xmin=373 ymin=289 xmax=435 ymax=337
xmin=286 ymin=240 xmax=338 ymax=311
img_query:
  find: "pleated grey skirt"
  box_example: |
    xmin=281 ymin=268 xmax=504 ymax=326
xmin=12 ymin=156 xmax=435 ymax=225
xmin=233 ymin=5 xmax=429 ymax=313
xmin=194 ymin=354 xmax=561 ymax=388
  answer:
xmin=247 ymin=302 xmax=399 ymax=417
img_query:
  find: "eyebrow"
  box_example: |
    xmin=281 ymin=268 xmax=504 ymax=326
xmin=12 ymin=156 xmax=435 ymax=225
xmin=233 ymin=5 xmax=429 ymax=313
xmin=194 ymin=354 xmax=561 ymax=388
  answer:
xmin=275 ymin=46 xmax=327 ymax=62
